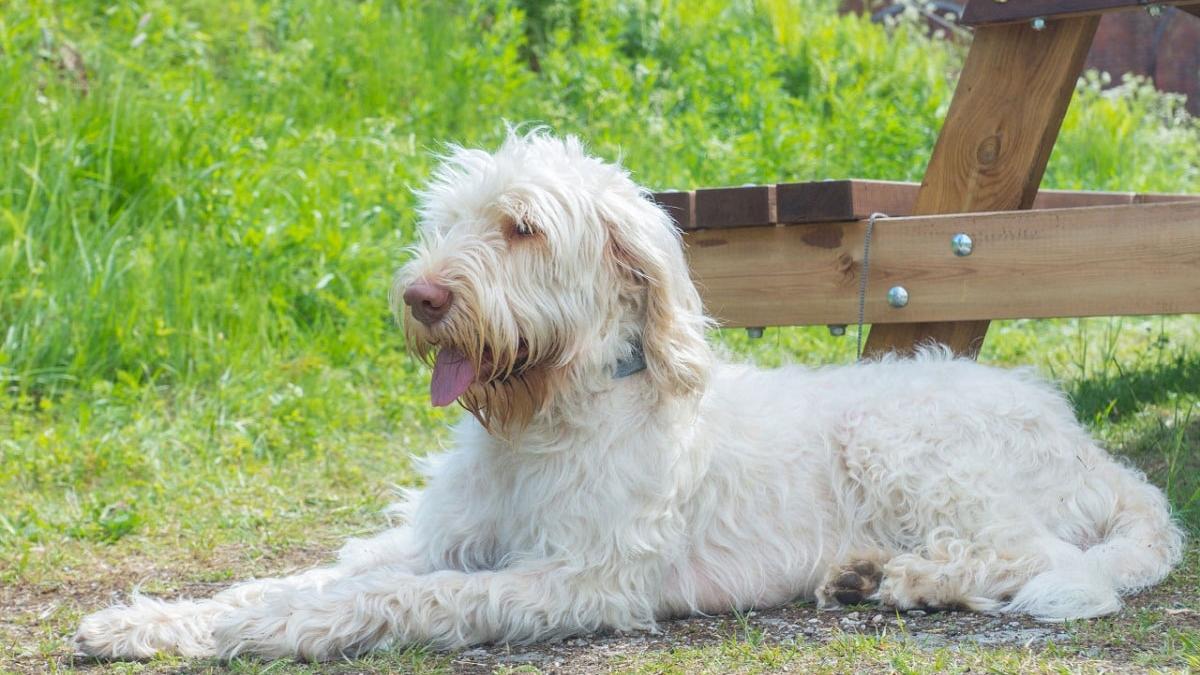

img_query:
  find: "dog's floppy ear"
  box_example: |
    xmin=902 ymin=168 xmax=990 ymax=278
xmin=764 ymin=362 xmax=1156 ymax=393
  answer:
xmin=603 ymin=191 xmax=711 ymax=397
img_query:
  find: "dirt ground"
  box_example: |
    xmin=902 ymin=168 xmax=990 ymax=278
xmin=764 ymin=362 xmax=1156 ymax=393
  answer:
xmin=3 ymin=545 xmax=1197 ymax=674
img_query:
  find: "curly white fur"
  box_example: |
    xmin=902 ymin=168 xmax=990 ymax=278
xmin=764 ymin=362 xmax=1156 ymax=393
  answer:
xmin=75 ymin=132 xmax=1184 ymax=662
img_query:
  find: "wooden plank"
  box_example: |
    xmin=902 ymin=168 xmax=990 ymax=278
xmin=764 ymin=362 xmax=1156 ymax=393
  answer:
xmin=864 ymin=17 xmax=1099 ymax=359
xmin=776 ymin=180 xmax=917 ymax=223
xmin=652 ymin=191 xmax=694 ymax=230
xmin=692 ymin=185 xmax=776 ymax=229
xmin=775 ymin=180 xmax=853 ymax=223
xmin=655 ymin=182 xmax=1198 ymax=229
xmin=685 ymin=201 xmax=1200 ymax=327
xmin=1136 ymin=192 xmax=1200 ymax=204
xmin=962 ymin=0 xmax=1200 ymax=26
xmin=775 ymin=180 xmax=1200 ymax=221
xmin=1033 ymin=190 xmax=1133 ymax=209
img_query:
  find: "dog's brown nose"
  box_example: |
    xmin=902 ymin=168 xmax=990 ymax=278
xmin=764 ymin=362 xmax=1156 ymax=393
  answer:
xmin=403 ymin=281 xmax=453 ymax=326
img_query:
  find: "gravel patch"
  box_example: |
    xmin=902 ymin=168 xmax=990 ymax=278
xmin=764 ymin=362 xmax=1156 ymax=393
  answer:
xmin=442 ymin=603 xmax=1075 ymax=673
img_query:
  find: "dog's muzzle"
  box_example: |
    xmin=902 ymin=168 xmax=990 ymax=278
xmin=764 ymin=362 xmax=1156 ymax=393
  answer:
xmin=403 ymin=281 xmax=453 ymax=326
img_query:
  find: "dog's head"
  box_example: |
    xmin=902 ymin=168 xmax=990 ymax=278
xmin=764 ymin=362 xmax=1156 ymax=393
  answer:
xmin=393 ymin=131 xmax=711 ymax=430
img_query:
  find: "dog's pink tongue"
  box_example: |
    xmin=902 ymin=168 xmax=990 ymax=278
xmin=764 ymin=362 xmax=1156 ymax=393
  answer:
xmin=431 ymin=347 xmax=476 ymax=407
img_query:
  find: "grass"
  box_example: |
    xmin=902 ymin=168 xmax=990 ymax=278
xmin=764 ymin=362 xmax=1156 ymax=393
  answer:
xmin=1 ymin=0 xmax=1198 ymax=672
xmin=614 ymin=634 xmax=1138 ymax=674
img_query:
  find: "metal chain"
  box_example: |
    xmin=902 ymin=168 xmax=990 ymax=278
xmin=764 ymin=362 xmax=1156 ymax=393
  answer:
xmin=856 ymin=212 xmax=888 ymax=360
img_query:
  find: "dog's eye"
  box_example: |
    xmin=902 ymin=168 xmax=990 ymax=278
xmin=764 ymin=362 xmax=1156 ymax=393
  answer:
xmin=514 ymin=219 xmax=534 ymax=237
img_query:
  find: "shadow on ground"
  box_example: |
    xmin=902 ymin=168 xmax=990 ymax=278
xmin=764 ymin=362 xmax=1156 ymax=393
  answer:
xmin=1068 ymin=353 xmax=1200 ymax=424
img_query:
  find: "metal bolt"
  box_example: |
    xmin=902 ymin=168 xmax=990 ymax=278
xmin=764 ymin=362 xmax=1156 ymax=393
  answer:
xmin=828 ymin=324 xmax=847 ymax=337
xmin=951 ymin=232 xmax=974 ymax=257
xmin=887 ymin=286 xmax=909 ymax=309
xmin=1031 ymin=17 xmax=1046 ymax=30
xmin=1147 ymin=4 xmax=1162 ymax=16
xmin=746 ymin=327 xmax=765 ymax=339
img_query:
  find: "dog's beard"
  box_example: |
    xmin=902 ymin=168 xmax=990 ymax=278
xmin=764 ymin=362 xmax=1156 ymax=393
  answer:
xmin=459 ymin=364 xmax=551 ymax=433
xmin=405 ymin=309 xmax=558 ymax=433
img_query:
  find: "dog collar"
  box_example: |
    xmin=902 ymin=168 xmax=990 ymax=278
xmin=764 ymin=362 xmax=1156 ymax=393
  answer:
xmin=613 ymin=341 xmax=647 ymax=379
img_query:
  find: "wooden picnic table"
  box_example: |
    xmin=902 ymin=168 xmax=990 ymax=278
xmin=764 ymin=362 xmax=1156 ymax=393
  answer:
xmin=654 ymin=0 xmax=1200 ymax=358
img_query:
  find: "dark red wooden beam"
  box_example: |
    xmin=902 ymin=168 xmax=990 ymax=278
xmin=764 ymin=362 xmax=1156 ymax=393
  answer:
xmin=961 ymin=0 xmax=1200 ymax=26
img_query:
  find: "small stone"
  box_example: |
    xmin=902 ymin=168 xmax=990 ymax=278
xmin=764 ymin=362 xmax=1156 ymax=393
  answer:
xmin=907 ymin=609 xmax=927 ymax=617
xmin=846 ymin=612 xmax=860 ymax=620
xmin=808 ymin=618 xmax=819 ymax=624
xmin=871 ymin=614 xmax=884 ymax=625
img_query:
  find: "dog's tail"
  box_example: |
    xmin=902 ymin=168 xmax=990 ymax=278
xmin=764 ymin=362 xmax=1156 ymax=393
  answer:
xmin=1006 ymin=464 xmax=1184 ymax=621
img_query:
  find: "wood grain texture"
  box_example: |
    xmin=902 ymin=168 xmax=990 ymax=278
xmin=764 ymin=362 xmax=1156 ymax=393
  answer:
xmin=962 ymin=0 xmax=1200 ymax=26
xmin=864 ymin=18 xmax=1098 ymax=359
xmin=685 ymin=202 xmax=1200 ymax=328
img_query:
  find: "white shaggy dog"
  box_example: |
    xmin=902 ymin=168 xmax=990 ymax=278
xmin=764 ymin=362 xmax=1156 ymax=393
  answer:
xmin=75 ymin=132 xmax=1183 ymax=661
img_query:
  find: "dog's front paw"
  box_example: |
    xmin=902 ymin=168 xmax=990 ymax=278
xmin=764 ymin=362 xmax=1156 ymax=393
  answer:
xmin=74 ymin=597 xmax=217 ymax=660
xmin=75 ymin=605 xmax=156 ymax=660
xmin=817 ymin=560 xmax=884 ymax=608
